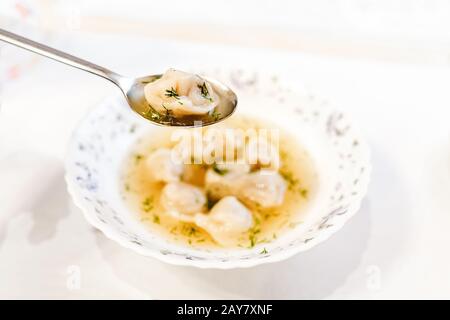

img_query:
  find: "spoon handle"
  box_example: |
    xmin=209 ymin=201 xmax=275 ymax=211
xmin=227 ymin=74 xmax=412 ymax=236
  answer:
xmin=0 ymin=28 xmax=122 ymax=85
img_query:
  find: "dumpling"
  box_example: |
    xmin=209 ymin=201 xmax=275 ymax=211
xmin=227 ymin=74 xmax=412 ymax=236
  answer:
xmin=160 ymin=182 xmax=207 ymax=222
xmin=236 ymin=169 xmax=287 ymax=208
xmin=145 ymin=148 xmax=183 ymax=183
xmin=144 ymin=69 xmax=219 ymax=116
xmin=205 ymin=162 xmax=250 ymax=200
xmin=194 ymin=196 xmax=253 ymax=246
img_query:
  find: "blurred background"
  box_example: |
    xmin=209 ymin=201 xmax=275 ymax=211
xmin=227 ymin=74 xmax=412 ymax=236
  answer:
xmin=3 ymin=0 xmax=450 ymax=69
xmin=0 ymin=0 xmax=449 ymax=299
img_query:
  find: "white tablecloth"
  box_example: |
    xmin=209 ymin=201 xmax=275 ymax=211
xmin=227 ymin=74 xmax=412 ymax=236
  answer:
xmin=0 ymin=33 xmax=449 ymax=299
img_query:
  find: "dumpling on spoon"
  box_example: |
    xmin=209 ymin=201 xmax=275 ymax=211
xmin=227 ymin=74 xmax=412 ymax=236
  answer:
xmin=160 ymin=182 xmax=207 ymax=222
xmin=144 ymin=69 xmax=219 ymax=116
xmin=194 ymin=196 xmax=253 ymax=246
xmin=145 ymin=148 xmax=183 ymax=183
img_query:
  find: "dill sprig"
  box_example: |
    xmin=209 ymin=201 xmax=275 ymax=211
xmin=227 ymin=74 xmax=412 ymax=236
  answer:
xmin=280 ymin=170 xmax=299 ymax=190
xmin=165 ymin=87 xmax=180 ymax=99
xmin=161 ymin=103 xmax=174 ymax=122
xmin=182 ymin=225 xmax=198 ymax=237
xmin=300 ymin=188 xmax=308 ymax=198
xmin=144 ymin=104 xmax=161 ymax=121
xmin=212 ymin=163 xmax=228 ymax=176
xmin=134 ymin=154 xmax=144 ymax=164
xmin=248 ymin=216 xmax=261 ymax=248
xmin=198 ymin=82 xmax=213 ymax=102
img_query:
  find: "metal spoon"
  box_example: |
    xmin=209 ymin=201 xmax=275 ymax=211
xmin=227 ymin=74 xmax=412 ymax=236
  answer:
xmin=0 ymin=28 xmax=237 ymax=127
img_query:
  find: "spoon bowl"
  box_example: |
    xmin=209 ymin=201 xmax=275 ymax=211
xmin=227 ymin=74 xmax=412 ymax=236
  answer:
xmin=123 ymin=75 xmax=237 ymax=127
xmin=0 ymin=28 xmax=237 ymax=127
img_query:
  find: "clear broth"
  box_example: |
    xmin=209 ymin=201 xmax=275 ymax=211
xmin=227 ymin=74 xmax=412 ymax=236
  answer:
xmin=120 ymin=115 xmax=318 ymax=249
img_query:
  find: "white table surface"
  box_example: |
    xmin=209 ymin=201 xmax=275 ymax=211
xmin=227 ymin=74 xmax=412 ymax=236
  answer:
xmin=0 ymin=33 xmax=449 ymax=299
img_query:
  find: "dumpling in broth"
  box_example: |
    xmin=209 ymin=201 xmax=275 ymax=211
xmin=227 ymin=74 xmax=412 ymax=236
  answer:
xmin=245 ymin=136 xmax=280 ymax=170
xmin=237 ymin=169 xmax=287 ymax=209
xmin=145 ymin=148 xmax=183 ymax=183
xmin=160 ymin=182 xmax=207 ymax=222
xmin=205 ymin=165 xmax=287 ymax=209
xmin=144 ymin=69 xmax=219 ymax=116
xmin=194 ymin=196 xmax=253 ymax=246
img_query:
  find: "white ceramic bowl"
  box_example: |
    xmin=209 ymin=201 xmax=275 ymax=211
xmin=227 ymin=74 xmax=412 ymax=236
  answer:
xmin=65 ymin=68 xmax=371 ymax=269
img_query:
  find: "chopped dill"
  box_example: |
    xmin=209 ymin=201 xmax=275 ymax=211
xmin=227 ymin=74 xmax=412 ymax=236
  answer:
xmin=253 ymin=202 xmax=263 ymax=212
xmin=212 ymin=163 xmax=229 ymax=176
xmin=248 ymin=225 xmax=261 ymax=248
xmin=165 ymin=87 xmax=180 ymax=99
xmin=249 ymin=234 xmax=256 ymax=248
xmin=260 ymin=248 xmax=268 ymax=254
xmin=198 ymin=82 xmax=213 ymax=102
xmin=210 ymin=110 xmax=221 ymax=121
xmin=144 ymin=104 xmax=161 ymax=121
xmin=161 ymin=103 xmax=174 ymax=122
xmin=134 ymin=154 xmax=144 ymax=164
xmin=181 ymin=224 xmax=199 ymax=237
xmin=142 ymin=197 xmax=153 ymax=212
xmin=300 ymin=188 xmax=308 ymax=198
xmin=254 ymin=214 xmax=261 ymax=226
xmin=280 ymin=170 xmax=299 ymax=190
xmin=149 ymin=112 xmax=161 ymax=121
